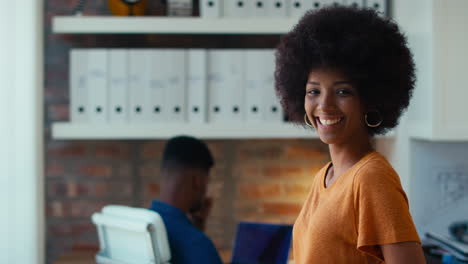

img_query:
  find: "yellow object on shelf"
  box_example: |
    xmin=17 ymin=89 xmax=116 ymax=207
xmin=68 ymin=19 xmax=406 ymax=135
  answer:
xmin=108 ymin=0 xmax=147 ymax=16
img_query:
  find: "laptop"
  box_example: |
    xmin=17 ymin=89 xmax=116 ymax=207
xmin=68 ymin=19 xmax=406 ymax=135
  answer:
xmin=231 ymin=221 xmax=293 ymax=264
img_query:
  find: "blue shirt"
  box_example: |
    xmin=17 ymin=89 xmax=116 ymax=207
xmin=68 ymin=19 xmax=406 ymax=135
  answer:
xmin=150 ymin=200 xmax=223 ymax=264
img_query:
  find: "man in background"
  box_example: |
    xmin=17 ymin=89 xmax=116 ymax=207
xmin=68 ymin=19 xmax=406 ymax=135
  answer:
xmin=149 ymin=135 xmax=223 ymax=264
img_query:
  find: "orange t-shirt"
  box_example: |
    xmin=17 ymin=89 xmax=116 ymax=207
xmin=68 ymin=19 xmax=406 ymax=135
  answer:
xmin=293 ymin=152 xmax=420 ymax=264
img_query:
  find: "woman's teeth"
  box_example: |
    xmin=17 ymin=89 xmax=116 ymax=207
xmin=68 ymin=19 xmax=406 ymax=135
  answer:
xmin=319 ymin=118 xmax=341 ymax=125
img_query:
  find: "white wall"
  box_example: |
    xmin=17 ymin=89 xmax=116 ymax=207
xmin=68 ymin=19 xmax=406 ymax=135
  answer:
xmin=389 ymin=0 xmax=468 ymax=238
xmin=0 ymin=1 xmax=44 ymax=263
xmin=410 ymin=140 xmax=468 ymax=237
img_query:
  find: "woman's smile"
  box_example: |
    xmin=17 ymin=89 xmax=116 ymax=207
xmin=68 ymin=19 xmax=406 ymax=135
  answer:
xmin=315 ymin=116 xmax=344 ymax=127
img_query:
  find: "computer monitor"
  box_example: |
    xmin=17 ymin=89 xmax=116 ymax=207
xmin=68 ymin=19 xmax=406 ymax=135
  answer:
xmin=231 ymin=221 xmax=293 ymax=264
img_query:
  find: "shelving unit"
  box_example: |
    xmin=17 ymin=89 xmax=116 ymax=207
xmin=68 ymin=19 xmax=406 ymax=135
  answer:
xmin=52 ymin=15 xmax=311 ymax=140
xmin=403 ymin=0 xmax=468 ymax=141
xmin=51 ymin=15 xmax=396 ymax=140
xmin=52 ymin=122 xmax=318 ymax=140
xmin=52 ymin=16 xmax=297 ymax=34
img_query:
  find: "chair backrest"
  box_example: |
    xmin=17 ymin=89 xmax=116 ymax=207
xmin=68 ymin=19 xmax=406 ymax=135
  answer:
xmin=231 ymin=221 xmax=293 ymax=264
xmin=91 ymin=205 xmax=171 ymax=264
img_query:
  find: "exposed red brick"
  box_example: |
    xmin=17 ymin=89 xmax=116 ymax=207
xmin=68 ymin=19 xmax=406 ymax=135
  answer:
xmin=116 ymin=164 xmax=132 ymax=178
xmin=70 ymin=223 xmax=96 ymax=235
xmin=68 ymin=201 xmax=106 ymax=218
xmin=94 ymin=144 xmax=130 ymax=159
xmin=78 ymin=164 xmax=112 ymax=177
xmin=50 ymin=222 xmax=95 ymax=236
xmin=207 ymin=182 xmax=223 ymax=199
xmin=44 ymin=87 xmax=68 ymax=103
xmin=140 ymin=164 xmax=159 ymax=179
xmin=284 ymin=145 xmax=329 ymax=160
xmin=49 ymin=201 xmax=65 ymax=217
xmin=48 ymin=182 xmax=67 ymax=197
xmin=94 ymin=183 xmax=108 ymax=197
xmin=206 ymin=141 xmax=225 ymax=160
xmin=46 ymin=161 xmax=65 ymax=177
xmin=67 ymin=182 xmax=92 ymax=198
xmin=48 ymin=104 xmax=69 ymax=121
xmin=141 ymin=142 xmax=164 ymax=160
xmin=235 ymin=166 xmax=261 ymax=180
xmin=306 ymin=164 xmax=325 ymax=176
xmin=209 ymin=166 xmax=227 ymax=180
xmin=262 ymin=166 xmax=303 ymax=178
xmin=48 ymin=144 xmax=86 ymax=157
xmin=145 ymin=183 xmax=160 ymax=196
xmin=94 ymin=182 xmax=132 ymax=198
xmin=47 ymin=0 xmax=79 ymax=10
xmin=238 ymin=183 xmax=281 ymax=199
xmin=238 ymin=145 xmax=284 ymax=161
xmin=283 ymin=183 xmax=311 ymax=198
xmin=71 ymin=243 xmax=99 ymax=251
xmin=262 ymin=202 xmax=302 ymax=216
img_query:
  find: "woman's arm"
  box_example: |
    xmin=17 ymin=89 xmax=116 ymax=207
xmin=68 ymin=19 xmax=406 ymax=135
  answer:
xmin=381 ymin=242 xmax=426 ymax=264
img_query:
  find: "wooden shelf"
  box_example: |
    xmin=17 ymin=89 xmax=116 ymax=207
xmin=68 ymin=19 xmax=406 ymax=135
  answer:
xmin=52 ymin=16 xmax=297 ymax=34
xmin=51 ymin=122 xmax=318 ymax=140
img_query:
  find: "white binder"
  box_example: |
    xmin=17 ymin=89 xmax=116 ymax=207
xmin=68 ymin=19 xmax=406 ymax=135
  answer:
xmin=86 ymin=49 xmax=108 ymax=123
xmin=129 ymin=49 xmax=152 ymax=123
xmin=148 ymin=50 xmax=167 ymax=122
xmin=310 ymin=1 xmax=322 ymax=10
xmin=245 ymin=50 xmax=268 ymax=122
xmin=187 ymin=49 xmax=207 ymax=123
xmin=366 ymin=0 xmax=387 ymax=16
xmin=266 ymin=0 xmax=288 ymax=18
xmin=70 ymin=49 xmax=89 ymax=123
xmin=251 ymin=0 xmax=268 ymax=17
xmin=207 ymin=49 xmax=245 ymax=123
xmin=289 ymin=0 xmax=310 ymax=17
xmin=200 ymin=0 xmax=222 ymax=18
xmin=344 ymin=0 xmax=364 ymax=8
xmin=108 ymin=49 xmax=129 ymax=123
xmin=224 ymin=0 xmax=251 ymax=17
xmin=163 ymin=49 xmax=186 ymax=122
xmin=327 ymin=0 xmax=345 ymax=7
xmin=260 ymin=50 xmax=283 ymax=122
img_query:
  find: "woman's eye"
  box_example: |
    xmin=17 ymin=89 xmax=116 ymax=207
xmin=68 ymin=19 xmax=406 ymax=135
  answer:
xmin=307 ymin=89 xmax=320 ymax=95
xmin=337 ymin=89 xmax=353 ymax=96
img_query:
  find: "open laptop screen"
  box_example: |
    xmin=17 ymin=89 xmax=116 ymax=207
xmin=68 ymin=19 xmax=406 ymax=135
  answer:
xmin=231 ymin=221 xmax=293 ymax=264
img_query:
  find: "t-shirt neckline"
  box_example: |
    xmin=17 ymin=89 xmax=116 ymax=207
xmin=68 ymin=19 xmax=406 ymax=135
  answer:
xmin=321 ymin=151 xmax=378 ymax=191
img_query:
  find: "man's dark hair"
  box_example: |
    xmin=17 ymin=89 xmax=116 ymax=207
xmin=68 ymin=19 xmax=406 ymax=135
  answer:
xmin=161 ymin=135 xmax=214 ymax=170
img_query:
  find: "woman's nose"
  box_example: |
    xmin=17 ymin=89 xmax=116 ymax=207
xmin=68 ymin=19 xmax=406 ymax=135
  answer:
xmin=318 ymin=92 xmax=335 ymax=109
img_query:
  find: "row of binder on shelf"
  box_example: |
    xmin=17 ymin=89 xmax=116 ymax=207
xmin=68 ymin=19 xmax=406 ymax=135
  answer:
xmin=200 ymin=0 xmax=387 ymax=18
xmin=70 ymin=48 xmax=284 ymax=124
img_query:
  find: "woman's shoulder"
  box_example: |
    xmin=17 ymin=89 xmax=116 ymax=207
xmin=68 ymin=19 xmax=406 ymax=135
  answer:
xmin=352 ymin=152 xmax=401 ymax=186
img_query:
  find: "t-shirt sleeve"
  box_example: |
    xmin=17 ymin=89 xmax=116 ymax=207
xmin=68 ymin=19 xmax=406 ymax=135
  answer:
xmin=353 ymin=162 xmax=420 ymax=260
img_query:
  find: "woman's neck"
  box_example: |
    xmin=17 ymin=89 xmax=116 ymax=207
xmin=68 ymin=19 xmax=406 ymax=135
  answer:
xmin=328 ymin=138 xmax=373 ymax=179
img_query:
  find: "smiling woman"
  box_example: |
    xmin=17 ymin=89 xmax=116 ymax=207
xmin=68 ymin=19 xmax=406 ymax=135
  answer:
xmin=274 ymin=6 xmax=426 ymax=264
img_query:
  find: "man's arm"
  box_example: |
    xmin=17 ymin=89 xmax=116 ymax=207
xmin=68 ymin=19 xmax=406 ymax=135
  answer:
xmin=381 ymin=241 xmax=426 ymax=264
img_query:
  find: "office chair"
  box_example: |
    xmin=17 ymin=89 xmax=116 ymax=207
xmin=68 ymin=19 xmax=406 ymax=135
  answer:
xmin=91 ymin=205 xmax=171 ymax=264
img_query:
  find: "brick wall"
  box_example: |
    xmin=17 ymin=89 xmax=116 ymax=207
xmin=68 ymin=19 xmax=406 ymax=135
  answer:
xmin=44 ymin=1 xmax=330 ymax=263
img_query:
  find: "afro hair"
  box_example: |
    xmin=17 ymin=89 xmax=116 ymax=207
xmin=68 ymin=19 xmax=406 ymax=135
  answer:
xmin=275 ymin=6 xmax=415 ymax=135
